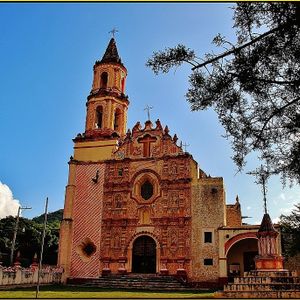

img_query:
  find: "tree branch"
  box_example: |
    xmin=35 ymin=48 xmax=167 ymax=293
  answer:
xmin=191 ymin=22 xmax=291 ymax=71
xmin=254 ymin=96 xmax=300 ymax=146
xmin=228 ymin=72 xmax=299 ymax=85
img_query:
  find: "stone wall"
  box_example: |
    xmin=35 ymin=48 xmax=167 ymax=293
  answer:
xmin=0 ymin=265 xmax=63 ymax=286
xmin=191 ymin=176 xmax=225 ymax=283
xmin=226 ymin=202 xmax=241 ymax=227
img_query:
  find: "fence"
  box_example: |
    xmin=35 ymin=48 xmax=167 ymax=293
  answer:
xmin=0 ymin=264 xmax=63 ymax=286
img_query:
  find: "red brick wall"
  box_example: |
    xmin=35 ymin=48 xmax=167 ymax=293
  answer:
xmin=70 ymin=163 xmax=105 ymax=277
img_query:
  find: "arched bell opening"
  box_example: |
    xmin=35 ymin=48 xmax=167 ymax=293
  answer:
xmin=114 ymin=108 xmax=121 ymax=131
xmin=96 ymin=106 xmax=103 ymax=129
xmin=100 ymin=72 xmax=108 ymax=89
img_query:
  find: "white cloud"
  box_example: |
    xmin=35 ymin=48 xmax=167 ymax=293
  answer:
xmin=0 ymin=182 xmax=20 ymax=219
xmin=246 ymin=206 xmax=251 ymax=210
xmin=279 ymin=206 xmax=294 ymax=215
xmin=272 ymin=217 xmax=280 ymax=224
xmin=279 ymin=193 xmax=286 ymax=201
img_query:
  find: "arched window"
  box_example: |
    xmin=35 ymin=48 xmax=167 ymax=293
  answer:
xmin=96 ymin=106 xmax=103 ymax=129
xmin=114 ymin=108 xmax=121 ymax=131
xmin=141 ymin=180 xmax=153 ymax=200
xmin=100 ymin=72 xmax=108 ymax=89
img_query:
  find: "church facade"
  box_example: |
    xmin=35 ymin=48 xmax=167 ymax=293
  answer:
xmin=58 ymin=38 xmax=281 ymax=286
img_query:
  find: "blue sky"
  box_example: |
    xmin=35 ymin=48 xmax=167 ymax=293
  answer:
xmin=0 ymin=3 xmax=299 ymax=223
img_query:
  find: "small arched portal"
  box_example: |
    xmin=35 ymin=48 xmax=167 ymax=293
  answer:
xmin=226 ymin=237 xmax=258 ymax=279
xmin=132 ymin=235 xmax=156 ymax=273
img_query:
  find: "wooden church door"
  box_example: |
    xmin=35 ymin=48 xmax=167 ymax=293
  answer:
xmin=132 ymin=236 xmax=156 ymax=273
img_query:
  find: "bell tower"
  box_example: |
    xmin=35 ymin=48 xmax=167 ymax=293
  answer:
xmin=72 ymin=38 xmax=129 ymax=162
xmin=85 ymin=38 xmax=129 ymax=137
xmin=58 ymin=39 xmax=129 ymax=281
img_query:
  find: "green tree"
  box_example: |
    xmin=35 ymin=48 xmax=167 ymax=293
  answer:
xmin=0 ymin=210 xmax=61 ymax=267
xmin=32 ymin=209 xmax=63 ymax=224
xmin=147 ymin=3 xmax=300 ymax=184
xmin=280 ymin=203 xmax=300 ymax=258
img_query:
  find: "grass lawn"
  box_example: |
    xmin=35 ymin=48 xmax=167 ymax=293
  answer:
xmin=0 ymin=285 xmax=215 ymax=298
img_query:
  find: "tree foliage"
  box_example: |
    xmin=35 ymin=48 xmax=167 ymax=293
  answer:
xmin=0 ymin=210 xmax=61 ymax=267
xmin=32 ymin=209 xmax=63 ymax=224
xmin=147 ymin=3 xmax=300 ymax=184
xmin=280 ymin=203 xmax=300 ymax=258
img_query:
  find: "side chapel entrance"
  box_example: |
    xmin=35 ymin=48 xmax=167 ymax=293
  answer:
xmin=227 ymin=238 xmax=258 ymax=278
xmin=132 ymin=235 xmax=156 ymax=273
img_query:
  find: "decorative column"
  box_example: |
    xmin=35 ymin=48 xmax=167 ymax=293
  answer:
xmin=254 ymin=168 xmax=284 ymax=270
xmin=176 ymin=257 xmax=187 ymax=280
xmin=117 ymin=256 xmax=127 ymax=274
xmin=101 ymin=257 xmax=112 ymax=276
xmin=30 ymin=253 xmax=38 ymax=270
xmin=255 ymin=213 xmax=284 ymax=270
xmin=160 ymin=257 xmax=169 ymax=275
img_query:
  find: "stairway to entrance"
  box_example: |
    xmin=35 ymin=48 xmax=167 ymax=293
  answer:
xmin=67 ymin=274 xmax=191 ymax=291
xmin=216 ymin=270 xmax=300 ymax=298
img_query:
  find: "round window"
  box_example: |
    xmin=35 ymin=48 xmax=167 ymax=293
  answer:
xmin=141 ymin=180 xmax=153 ymax=200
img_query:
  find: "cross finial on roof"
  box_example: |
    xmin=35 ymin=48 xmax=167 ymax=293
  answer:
xmin=262 ymin=175 xmax=268 ymax=214
xmin=182 ymin=142 xmax=190 ymax=152
xmin=247 ymin=165 xmax=270 ymax=214
xmin=144 ymin=105 xmax=153 ymax=121
xmin=109 ymin=27 xmax=119 ymax=38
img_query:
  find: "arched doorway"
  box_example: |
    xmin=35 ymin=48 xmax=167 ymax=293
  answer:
xmin=132 ymin=235 xmax=156 ymax=273
xmin=226 ymin=238 xmax=258 ymax=280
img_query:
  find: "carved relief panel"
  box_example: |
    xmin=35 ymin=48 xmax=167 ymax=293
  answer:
xmin=162 ymin=158 xmax=190 ymax=180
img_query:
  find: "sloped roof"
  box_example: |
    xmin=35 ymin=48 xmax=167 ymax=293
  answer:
xmin=258 ymin=213 xmax=277 ymax=233
xmin=100 ymin=38 xmax=122 ymax=64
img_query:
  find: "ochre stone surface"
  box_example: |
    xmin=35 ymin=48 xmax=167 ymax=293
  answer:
xmin=226 ymin=200 xmax=242 ymax=227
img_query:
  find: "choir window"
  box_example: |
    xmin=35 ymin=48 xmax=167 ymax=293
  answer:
xmin=141 ymin=180 xmax=153 ymax=200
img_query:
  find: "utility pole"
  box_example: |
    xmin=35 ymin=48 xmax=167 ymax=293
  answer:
xmin=10 ymin=205 xmax=32 ymax=266
xmin=36 ymin=197 xmax=48 ymax=299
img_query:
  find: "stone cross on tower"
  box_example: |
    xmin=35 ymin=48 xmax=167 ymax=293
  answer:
xmin=109 ymin=27 xmax=119 ymax=38
xmin=144 ymin=105 xmax=153 ymax=121
xmin=248 ymin=165 xmax=269 ymax=214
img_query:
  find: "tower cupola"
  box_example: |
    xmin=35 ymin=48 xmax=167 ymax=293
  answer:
xmin=84 ymin=38 xmax=129 ymax=138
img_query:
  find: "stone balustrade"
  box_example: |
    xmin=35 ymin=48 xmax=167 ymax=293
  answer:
xmin=0 ymin=265 xmax=63 ymax=286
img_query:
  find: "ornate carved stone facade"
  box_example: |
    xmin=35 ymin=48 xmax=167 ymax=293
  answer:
xmin=98 ymin=119 xmax=194 ymax=276
xmin=58 ymin=38 xmax=282 ymax=287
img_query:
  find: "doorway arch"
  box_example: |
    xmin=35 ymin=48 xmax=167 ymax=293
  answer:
xmin=132 ymin=235 xmax=156 ymax=273
xmin=226 ymin=237 xmax=258 ymax=278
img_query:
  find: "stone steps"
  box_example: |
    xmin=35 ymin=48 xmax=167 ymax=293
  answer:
xmin=218 ymin=270 xmax=300 ymax=298
xmin=225 ymin=283 xmax=300 ymax=291
xmin=67 ymin=274 xmax=191 ymax=291
xmin=216 ymin=290 xmax=300 ymax=299
xmin=233 ymin=276 xmax=300 ymax=284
